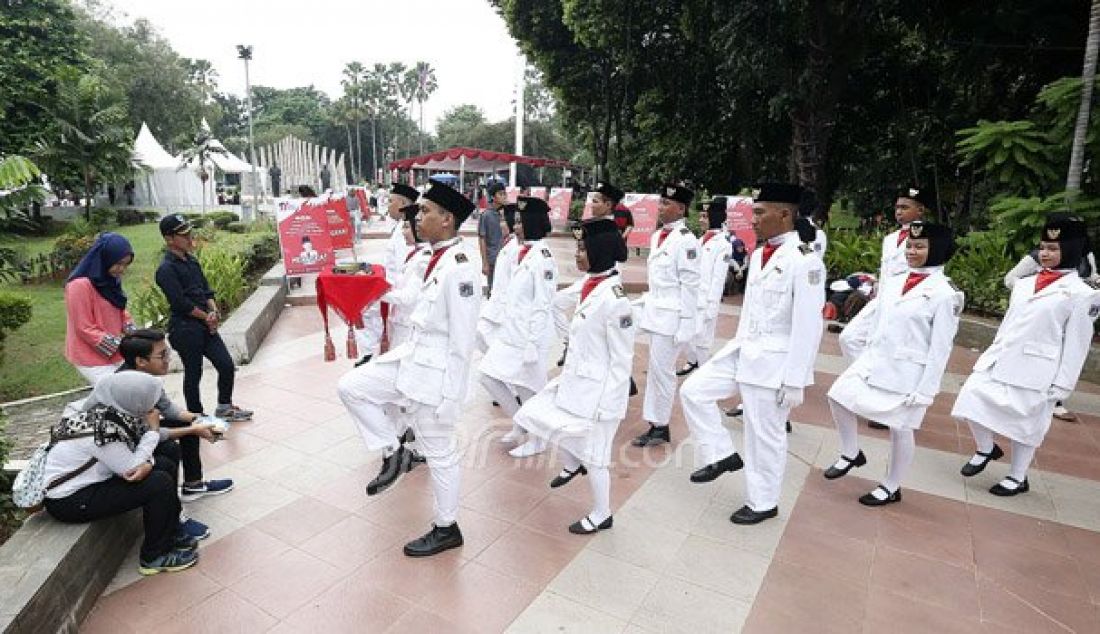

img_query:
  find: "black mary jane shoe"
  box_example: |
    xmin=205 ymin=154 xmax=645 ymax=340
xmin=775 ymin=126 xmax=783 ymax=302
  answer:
xmin=689 ymin=453 xmax=743 ymax=483
xmin=786 ymin=420 xmax=792 ymax=434
xmin=960 ymin=444 xmax=1004 ymax=477
xmin=823 ymin=450 xmax=867 ymax=480
xmin=403 ymin=523 xmax=464 ymax=557
xmin=631 ymin=424 xmax=670 ymax=447
xmin=725 ymin=406 xmax=743 ymax=418
xmin=354 ymin=354 xmax=373 ymax=368
xmin=366 ymin=446 xmax=411 ymax=496
xmin=568 ymin=515 xmax=613 ymax=535
xmin=550 ymin=465 xmax=588 ymax=488
xmin=557 ymin=344 xmax=569 ymax=367
xmin=629 ymin=376 xmax=639 ymax=397
xmin=989 ymin=476 xmax=1029 ymax=497
xmin=675 ymin=362 xmax=699 ymax=377
xmin=858 ymin=485 xmax=901 ymax=507
xmin=730 ymin=505 xmax=778 ymax=525
xmin=867 ymin=420 xmax=888 ymax=430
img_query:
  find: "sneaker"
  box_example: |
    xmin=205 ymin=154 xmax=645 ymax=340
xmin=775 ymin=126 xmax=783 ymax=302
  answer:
xmin=138 ymin=548 xmax=199 ymax=576
xmin=180 ymin=479 xmax=235 ymax=502
xmin=215 ymin=404 xmax=253 ymax=421
xmin=173 ymin=531 xmax=199 ymax=551
xmin=179 ymin=517 xmax=211 ymax=540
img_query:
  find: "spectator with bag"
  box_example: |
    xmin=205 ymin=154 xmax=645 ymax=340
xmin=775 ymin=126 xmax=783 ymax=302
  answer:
xmin=42 ymin=371 xmax=217 ymax=575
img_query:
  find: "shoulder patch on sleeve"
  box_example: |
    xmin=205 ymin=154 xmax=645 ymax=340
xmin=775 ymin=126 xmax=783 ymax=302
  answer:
xmin=613 ymin=285 xmax=626 ymax=298
xmin=459 ymin=281 xmax=474 ymax=297
xmin=454 ymin=252 xmax=468 ymax=264
xmin=799 ymin=244 xmax=814 ymax=255
xmin=541 ymin=248 xmax=552 ymax=257
xmin=620 ymin=314 xmax=633 ymax=329
xmin=686 ymin=249 xmax=697 ymax=260
xmin=544 ymin=270 xmax=554 ymax=281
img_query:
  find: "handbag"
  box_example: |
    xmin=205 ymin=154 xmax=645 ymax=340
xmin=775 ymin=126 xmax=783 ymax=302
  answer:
xmin=12 ymin=436 xmax=97 ymax=512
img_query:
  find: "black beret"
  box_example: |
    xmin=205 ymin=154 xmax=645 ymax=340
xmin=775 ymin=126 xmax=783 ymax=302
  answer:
xmin=422 ymin=181 xmax=475 ymax=225
xmin=595 ymin=181 xmax=625 ymax=204
xmin=390 ymin=183 xmax=420 ymax=202
xmin=755 ymin=182 xmax=803 ymax=205
xmin=908 ymin=221 xmax=956 ymax=266
xmin=516 ymin=196 xmax=550 ymax=217
xmin=897 ymin=185 xmax=937 ymax=212
xmin=401 ymin=203 xmax=419 ymax=224
xmin=581 ymin=217 xmax=619 ymax=238
xmin=1041 ymin=214 xmax=1087 ymax=243
xmin=660 ymin=183 xmax=694 ymax=206
xmin=704 ymin=197 xmax=727 ymax=228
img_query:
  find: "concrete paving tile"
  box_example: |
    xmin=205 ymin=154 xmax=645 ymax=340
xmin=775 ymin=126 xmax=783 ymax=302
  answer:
xmin=507 ymin=590 xmax=628 ymax=633
xmin=630 ymin=577 xmax=751 ymax=634
xmin=547 ymin=549 xmax=660 ymax=621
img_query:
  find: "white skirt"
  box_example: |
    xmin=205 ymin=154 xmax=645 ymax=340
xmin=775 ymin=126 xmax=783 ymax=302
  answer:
xmin=827 ymin=367 xmax=927 ymax=430
xmin=514 ymin=384 xmax=621 ymax=467
xmin=951 ymin=371 xmax=1053 ymax=447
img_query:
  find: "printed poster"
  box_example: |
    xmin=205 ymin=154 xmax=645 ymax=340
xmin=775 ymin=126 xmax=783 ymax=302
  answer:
xmin=277 ymin=199 xmax=334 ymax=275
xmin=725 ymin=195 xmax=757 ymax=251
xmin=528 ymin=187 xmax=548 ymax=201
xmin=547 ymin=187 xmax=573 ymax=222
xmin=505 ymin=186 xmax=521 ymax=203
xmin=622 ymin=193 xmax=660 ymax=249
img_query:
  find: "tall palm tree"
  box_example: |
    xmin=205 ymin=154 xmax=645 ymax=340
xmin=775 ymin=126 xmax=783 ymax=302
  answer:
xmin=342 ymin=61 xmax=368 ymax=183
xmin=333 ymin=97 xmax=357 ymax=183
xmin=1068 ymin=0 xmax=1100 ymax=196
xmin=187 ymin=59 xmax=219 ymax=105
xmin=177 ymin=127 xmax=227 ymax=215
xmin=33 ymin=69 xmax=133 ymax=219
xmin=412 ymin=62 xmax=438 ymax=155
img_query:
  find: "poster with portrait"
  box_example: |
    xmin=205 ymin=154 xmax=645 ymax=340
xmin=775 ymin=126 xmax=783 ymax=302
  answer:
xmin=278 ymin=199 xmax=334 ymax=275
xmin=547 ymin=187 xmax=573 ymax=222
xmin=724 ymin=195 xmax=757 ymax=251
xmin=622 ymin=193 xmax=660 ymax=249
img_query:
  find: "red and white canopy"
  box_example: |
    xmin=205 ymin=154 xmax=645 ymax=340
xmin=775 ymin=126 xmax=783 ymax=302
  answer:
xmin=387 ymin=146 xmax=575 ymax=172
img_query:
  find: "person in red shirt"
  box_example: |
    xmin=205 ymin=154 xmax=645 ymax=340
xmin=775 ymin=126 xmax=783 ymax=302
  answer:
xmin=64 ymin=232 xmax=135 ymax=385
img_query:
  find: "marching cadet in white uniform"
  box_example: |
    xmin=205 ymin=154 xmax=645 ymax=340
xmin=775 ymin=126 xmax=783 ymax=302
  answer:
xmin=553 ymin=182 xmax=626 ymax=367
xmin=476 ymin=204 xmax=519 ymax=354
xmin=678 ymin=197 xmax=732 ymax=376
xmin=632 ymin=184 xmax=701 ymax=447
xmin=515 ymin=220 xmax=636 ymax=535
xmin=384 ymin=205 xmax=432 ymax=349
xmin=679 ymin=183 xmax=825 ymax=525
xmin=953 ymin=216 xmax=1100 ymax=496
xmin=337 ymin=181 xmax=481 ymax=557
xmin=824 ymin=222 xmax=963 ymax=505
xmin=879 ymin=186 xmax=932 ymax=286
xmin=480 ymin=197 xmax=559 ymax=457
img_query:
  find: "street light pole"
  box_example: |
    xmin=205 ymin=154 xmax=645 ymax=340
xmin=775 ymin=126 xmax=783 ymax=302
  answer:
xmin=237 ymin=45 xmax=259 ymax=221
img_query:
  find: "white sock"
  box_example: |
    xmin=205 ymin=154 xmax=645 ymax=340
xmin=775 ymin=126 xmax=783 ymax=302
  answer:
xmin=587 ymin=465 xmax=611 ymax=525
xmin=560 ymin=449 xmax=582 ymax=474
xmin=882 ymin=429 xmax=914 ymax=492
xmin=1009 ymin=441 xmax=1037 ymax=482
xmin=828 ymin=398 xmax=860 ymax=459
xmin=869 ymin=485 xmax=892 ymax=500
xmin=966 ymin=420 xmax=995 ymax=465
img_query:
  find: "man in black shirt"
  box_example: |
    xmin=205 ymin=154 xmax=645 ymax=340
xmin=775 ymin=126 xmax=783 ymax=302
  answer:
xmin=155 ymin=214 xmax=253 ymax=434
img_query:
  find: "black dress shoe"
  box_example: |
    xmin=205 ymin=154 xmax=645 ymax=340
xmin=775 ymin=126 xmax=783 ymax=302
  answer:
xmin=960 ymin=444 xmax=1004 ymax=477
xmin=403 ymin=523 xmax=464 ymax=557
xmin=826 ymin=323 xmax=844 ymax=334
xmin=690 ymin=453 xmax=743 ymax=483
xmin=366 ymin=446 xmax=411 ymax=496
xmin=989 ymin=476 xmax=1029 ymax=496
xmin=859 ymin=485 xmax=901 ymax=506
xmin=726 ymin=406 xmax=743 ymax=417
xmin=557 ymin=344 xmax=569 ymax=367
xmin=786 ymin=420 xmax=792 ymax=434
xmin=867 ymin=420 xmax=888 ymax=430
xmin=675 ymin=362 xmax=699 ymax=377
xmin=354 ymin=354 xmax=373 ymax=368
xmin=730 ymin=505 xmax=778 ymax=525
xmin=628 ymin=376 xmax=639 ymax=397
xmin=550 ymin=465 xmax=587 ymax=488
xmin=823 ymin=450 xmax=867 ymax=480
xmin=400 ymin=428 xmax=416 ymax=444
xmin=568 ymin=515 xmax=613 ymax=535
xmin=631 ymin=424 xmax=670 ymax=447
xmin=492 ymin=401 xmax=500 ymax=407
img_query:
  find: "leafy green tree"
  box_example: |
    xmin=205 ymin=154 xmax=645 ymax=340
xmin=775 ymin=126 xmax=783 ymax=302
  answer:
xmin=341 ymin=61 xmax=368 ymax=181
xmin=33 ymin=68 xmax=134 ymax=219
xmin=177 ymin=128 xmax=228 ymax=215
xmin=436 ymin=104 xmax=488 ymax=148
xmin=410 ymin=61 xmax=438 ymax=155
xmin=956 ymin=120 xmax=1060 ymax=195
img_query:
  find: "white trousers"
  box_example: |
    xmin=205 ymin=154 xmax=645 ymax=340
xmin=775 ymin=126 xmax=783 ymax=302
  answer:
xmin=553 ymin=279 xmax=583 ymax=343
xmin=681 ymin=352 xmax=790 ymax=512
xmin=353 ymin=303 xmax=384 ymax=358
xmin=642 ymin=332 xmax=678 ymax=426
xmin=337 ymin=359 xmax=461 ymax=525
xmin=75 ymin=363 xmax=120 ymax=386
xmin=480 ymin=374 xmax=535 ymax=418
xmin=684 ymin=316 xmax=717 ymax=365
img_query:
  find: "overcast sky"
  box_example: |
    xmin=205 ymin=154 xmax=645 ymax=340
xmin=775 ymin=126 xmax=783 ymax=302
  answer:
xmin=104 ymin=0 xmax=525 ymax=132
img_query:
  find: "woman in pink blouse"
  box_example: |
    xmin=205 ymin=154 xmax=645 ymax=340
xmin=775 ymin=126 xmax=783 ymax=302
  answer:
xmin=64 ymin=233 xmax=136 ymax=385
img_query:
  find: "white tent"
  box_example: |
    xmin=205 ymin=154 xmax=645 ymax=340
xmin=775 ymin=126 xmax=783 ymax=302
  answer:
xmin=198 ymin=119 xmax=269 ymax=198
xmin=132 ymin=123 xmax=213 ymax=209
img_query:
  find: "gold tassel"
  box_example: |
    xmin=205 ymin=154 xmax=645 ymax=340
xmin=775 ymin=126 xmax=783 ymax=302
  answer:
xmin=346 ymin=327 xmax=359 ymax=359
xmin=323 ymin=333 xmax=335 ymax=362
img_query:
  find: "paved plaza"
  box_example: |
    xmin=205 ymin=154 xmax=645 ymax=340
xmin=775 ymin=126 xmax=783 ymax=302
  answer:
xmin=78 ymin=230 xmax=1100 ymax=633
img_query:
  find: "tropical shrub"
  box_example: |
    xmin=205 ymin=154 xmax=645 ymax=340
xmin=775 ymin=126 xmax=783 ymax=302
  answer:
xmin=0 ymin=292 xmax=33 ymax=360
xmin=206 ymin=211 xmax=239 ymax=229
xmin=129 ymin=281 xmax=169 ymax=329
xmin=198 ymin=246 xmax=246 ymax=312
xmin=945 ymin=230 xmax=1016 ymax=317
xmin=823 ymin=228 xmax=885 ymax=280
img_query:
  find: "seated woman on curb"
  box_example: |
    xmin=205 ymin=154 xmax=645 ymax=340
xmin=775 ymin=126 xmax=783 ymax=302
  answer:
xmin=42 ymin=371 xmax=217 ymax=575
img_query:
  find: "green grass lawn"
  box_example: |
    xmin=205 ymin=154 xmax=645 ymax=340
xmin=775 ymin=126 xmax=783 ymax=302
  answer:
xmin=0 ymin=223 xmax=166 ymax=401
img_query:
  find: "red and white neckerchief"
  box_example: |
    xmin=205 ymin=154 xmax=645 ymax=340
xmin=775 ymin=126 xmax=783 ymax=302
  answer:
xmin=902 ymin=272 xmax=929 ymax=295
xmin=761 ymin=241 xmax=780 ymax=267
xmin=404 ymin=245 xmax=423 ymax=264
xmin=657 ymin=227 xmax=673 ymax=247
xmin=702 ymin=230 xmax=719 ymax=245
xmin=896 ymin=227 xmax=910 ymax=247
xmin=1034 ymin=269 xmax=1065 ymax=293
xmin=423 ymin=245 xmax=452 ymax=280
xmin=580 ymin=271 xmax=615 ymax=302
xmin=518 ymin=243 xmax=533 ymax=263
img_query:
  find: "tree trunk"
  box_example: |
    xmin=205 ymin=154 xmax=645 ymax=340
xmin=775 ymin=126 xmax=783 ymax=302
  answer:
xmin=354 ymin=118 xmax=363 ymax=183
xmin=1067 ymin=0 xmax=1100 ymax=195
xmin=419 ymin=99 xmax=425 ymax=155
xmin=83 ymin=168 xmax=93 ymax=221
xmin=345 ymin=124 xmax=354 ymax=182
xmin=371 ymin=117 xmax=379 ymax=184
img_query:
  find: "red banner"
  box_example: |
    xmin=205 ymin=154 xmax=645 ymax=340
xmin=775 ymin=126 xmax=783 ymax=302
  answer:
xmin=623 ymin=193 xmax=660 ymax=249
xmin=277 ymin=199 xmax=334 ymax=275
xmin=323 ymin=196 xmax=355 ymax=249
xmin=725 ymin=195 xmax=757 ymax=251
xmin=528 ymin=186 xmax=548 ymax=201
xmin=548 ymin=187 xmax=573 ymax=222
xmin=351 ymin=187 xmax=370 ymax=215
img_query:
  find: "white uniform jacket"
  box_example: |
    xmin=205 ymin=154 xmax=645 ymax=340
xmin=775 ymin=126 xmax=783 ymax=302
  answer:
xmin=384 ymin=245 xmax=431 ymax=346
xmin=711 ymin=232 xmax=825 ymax=389
xmin=812 ymin=227 xmax=828 ymax=259
xmin=844 ymin=270 xmax=963 ymax=398
xmin=479 ymin=235 xmax=520 ymax=326
xmin=639 ymin=219 xmax=700 ymax=337
xmin=879 ymin=226 xmax=910 ymax=284
xmin=696 ymin=230 xmax=733 ymax=321
xmin=390 ymin=238 xmax=482 ymax=408
xmin=383 ymin=220 xmax=407 ymax=285
xmin=479 ymin=239 xmax=559 ymax=389
xmin=552 ymin=274 xmax=636 ymax=421
xmin=973 ymin=271 xmax=1100 ymax=393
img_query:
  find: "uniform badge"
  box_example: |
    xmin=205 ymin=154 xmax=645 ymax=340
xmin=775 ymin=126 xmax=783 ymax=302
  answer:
xmin=455 ymin=252 xmax=468 ymax=263
xmin=459 ymin=282 xmax=474 ymax=297
xmin=1090 ymin=303 xmax=1100 ymax=318
xmin=665 ymin=186 xmax=676 ymax=197
xmin=686 ymin=249 xmax=697 ymax=260
xmin=518 ymin=200 xmax=527 ymax=210
xmin=908 ymin=188 xmax=919 ymax=197
xmin=1046 ymin=228 xmax=1061 ymax=240
xmin=910 ymin=223 xmax=924 ymax=238
xmin=613 ymin=285 xmax=626 ymax=298
xmin=541 ymin=248 xmax=552 ymax=257
xmin=620 ymin=315 xmax=633 ymax=328
xmin=808 ymin=269 xmax=822 ymax=285
xmin=544 ymin=270 xmax=554 ymax=280
xmin=799 ymin=244 xmax=813 ymax=255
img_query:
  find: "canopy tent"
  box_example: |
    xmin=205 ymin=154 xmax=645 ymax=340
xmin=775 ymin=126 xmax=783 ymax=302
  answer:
xmin=388 ymin=147 xmax=576 ymax=172
xmin=132 ymin=123 xmax=212 ymax=209
xmin=195 ymin=119 xmax=269 ymax=197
